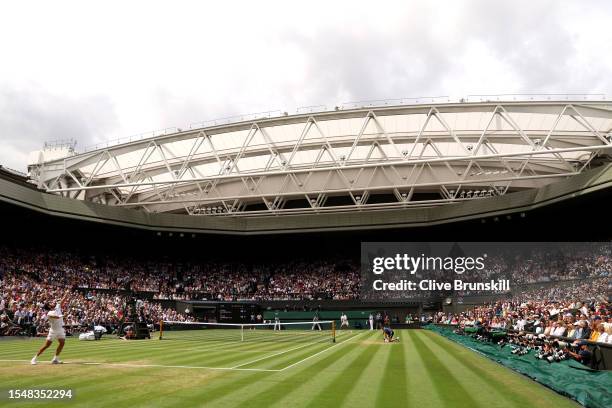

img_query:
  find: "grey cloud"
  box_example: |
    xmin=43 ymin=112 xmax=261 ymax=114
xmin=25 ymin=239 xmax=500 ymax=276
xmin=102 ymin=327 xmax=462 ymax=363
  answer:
xmin=281 ymin=20 xmax=453 ymax=105
xmin=465 ymin=1 xmax=578 ymax=91
xmin=2 ymin=1 xmax=612 ymax=173
xmin=150 ymin=88 xmax=253 ymax=130
xmin=280 ymin=1 xmax=612 ymax=105
xmin=0 ymin=85 xmax=118 ymax=171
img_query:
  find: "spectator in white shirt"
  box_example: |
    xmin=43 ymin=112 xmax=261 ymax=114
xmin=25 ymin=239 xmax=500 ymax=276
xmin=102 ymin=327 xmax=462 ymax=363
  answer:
xmin=552 ymin=323 xmax=566 ymax=337
xmin=515 ymin=317 xmax=527 ymax=331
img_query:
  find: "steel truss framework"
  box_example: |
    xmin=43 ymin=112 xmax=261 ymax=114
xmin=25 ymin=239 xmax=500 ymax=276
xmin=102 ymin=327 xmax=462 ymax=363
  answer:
xmin=30 ymin=101 xmax=612 ymax=216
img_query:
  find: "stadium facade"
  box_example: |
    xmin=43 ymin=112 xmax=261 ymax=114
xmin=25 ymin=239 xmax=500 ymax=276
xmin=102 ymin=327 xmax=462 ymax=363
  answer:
xmin=9 ymin=98 xmax=612 ymax=234
xmin=1 ymin=100 xmax=612 ymax=383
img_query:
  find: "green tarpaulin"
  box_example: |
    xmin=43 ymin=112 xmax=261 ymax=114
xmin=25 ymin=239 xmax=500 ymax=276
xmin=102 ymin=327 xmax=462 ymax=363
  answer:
xmin=426 ymin=325 xmax=612 ymax=408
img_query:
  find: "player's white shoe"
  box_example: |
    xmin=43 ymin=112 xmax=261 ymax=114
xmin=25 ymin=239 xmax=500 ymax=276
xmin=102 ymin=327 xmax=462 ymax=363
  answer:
xmin=31 ymin=356 xmax=38 ymax=365
xmin=51 ymin=357 xmax=63 ymax=364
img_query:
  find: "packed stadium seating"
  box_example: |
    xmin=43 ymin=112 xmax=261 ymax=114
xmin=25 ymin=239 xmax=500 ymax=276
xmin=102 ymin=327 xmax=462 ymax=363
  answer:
xmin=1 ymin=244 xmax=610 ymax=339
xmin=434 ymin=280 xmax=611 ymax=345
xmin=0 ymin=246 xmax=360 ymax=302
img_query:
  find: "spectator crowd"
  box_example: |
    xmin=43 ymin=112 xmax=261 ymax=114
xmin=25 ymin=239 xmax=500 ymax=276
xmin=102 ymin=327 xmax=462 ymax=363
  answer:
xmin=434 ymin=277 xmax=611 ymax=368
xmin=0 ymin=271 xmax=192 ymax=337
xmin=1 ymin=244 xmax=610 ymax=340
xmin=434 ymin=277 xmax=611 ymax=345
xmin=0 ymin=247 xmax=360 ymax=302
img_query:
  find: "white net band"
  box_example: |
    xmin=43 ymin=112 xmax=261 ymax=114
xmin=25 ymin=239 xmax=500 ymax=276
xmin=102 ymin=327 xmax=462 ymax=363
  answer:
xmin=160 ymin=320 xmax=335 ymax=343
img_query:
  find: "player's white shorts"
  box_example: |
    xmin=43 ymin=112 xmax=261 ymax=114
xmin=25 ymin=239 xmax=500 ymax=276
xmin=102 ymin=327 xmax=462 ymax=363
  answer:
xmin=47 ymin=330 xmax=66 ymax=341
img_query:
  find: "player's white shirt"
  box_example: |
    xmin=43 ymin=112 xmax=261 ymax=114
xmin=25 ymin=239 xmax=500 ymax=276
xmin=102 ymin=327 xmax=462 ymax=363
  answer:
xmin=46 ymin=309 xmax=66 ymax=340
xmin=47 ymin=310 xmax=65 ymax=332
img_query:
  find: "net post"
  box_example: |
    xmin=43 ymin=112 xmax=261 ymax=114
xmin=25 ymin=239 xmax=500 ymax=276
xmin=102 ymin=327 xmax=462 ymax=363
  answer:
xmin=159 ymin=320 xmax=163 ymax=340
xmin=241 ymin=324 xmax=244 ymax=342
xmin=332 ymin=320 xmax=336 ymax=343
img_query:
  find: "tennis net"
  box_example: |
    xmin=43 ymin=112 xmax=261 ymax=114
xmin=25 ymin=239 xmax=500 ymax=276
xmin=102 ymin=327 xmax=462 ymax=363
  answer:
xmin=159 ymin=320 xmax=336 ymax=343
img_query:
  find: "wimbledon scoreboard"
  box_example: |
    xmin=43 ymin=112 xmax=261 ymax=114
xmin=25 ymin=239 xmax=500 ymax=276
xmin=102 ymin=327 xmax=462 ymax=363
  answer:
xmin=176 ymin=301 xmax=259 ymax=323
xmin=218 ymin=303 xmax=254 ymax=322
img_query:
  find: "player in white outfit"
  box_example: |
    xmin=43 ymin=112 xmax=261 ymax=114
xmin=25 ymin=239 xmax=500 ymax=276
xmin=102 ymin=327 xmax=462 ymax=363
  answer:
xmin=31 ymin=301 xmax=66 ymax=365
xmin=369 ymin=314 xmax=374 ymax=330
xmin=312 ymin=314 xmax=322 ymax=331
xmin=340 ymin=313 xmax=349 ymax=329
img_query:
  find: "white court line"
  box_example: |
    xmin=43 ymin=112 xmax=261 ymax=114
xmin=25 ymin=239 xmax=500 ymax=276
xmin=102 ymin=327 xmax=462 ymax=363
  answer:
xmin=0 ymin=359 xmax=280 ymax=372
xmin=8 ymin=338 xmax=292 ymax=353
xmin=18 ymin=344 xmax=271 ymax=354
xmin=230 ymin=338 xmax=330 ymax=369
xmin=279 ymin=331 xmax=368 ymax=371
xmin=0 ymin=332 xmax=362 ymax=372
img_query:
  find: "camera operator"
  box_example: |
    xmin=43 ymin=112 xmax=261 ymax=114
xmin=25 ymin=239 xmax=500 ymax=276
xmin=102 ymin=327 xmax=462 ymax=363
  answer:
xmin=566 ymin=340 xmax=592 ymax=366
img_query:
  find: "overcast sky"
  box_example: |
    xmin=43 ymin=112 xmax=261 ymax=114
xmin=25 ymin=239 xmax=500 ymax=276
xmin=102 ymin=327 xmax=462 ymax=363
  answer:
xmin=1 ymin=0 xmax=611 ymax=172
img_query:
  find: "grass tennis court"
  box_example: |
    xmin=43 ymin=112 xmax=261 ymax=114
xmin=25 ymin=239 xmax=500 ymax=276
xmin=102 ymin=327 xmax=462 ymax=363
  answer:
xmin=0 ymin=330 xmax=579 ymax=408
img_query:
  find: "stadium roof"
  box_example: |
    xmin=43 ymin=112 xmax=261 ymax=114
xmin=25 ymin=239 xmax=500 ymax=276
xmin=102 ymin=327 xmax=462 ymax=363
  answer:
xmin=28 ymin=99 xmax=612 ymax=217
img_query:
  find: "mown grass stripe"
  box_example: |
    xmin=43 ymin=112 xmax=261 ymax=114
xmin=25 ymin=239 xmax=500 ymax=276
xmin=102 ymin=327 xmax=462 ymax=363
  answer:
xmin=167 ymin=371 xmax=275 ymax=407
xmin=421 ymin=330 xmax=579 ymax=408
xmin=331 ymin=334 xmax=389 ymax=408
xmin=415 ymin=330 xmax=526 ymax=407
xmin=142 ymin=339 xmax=349 ymax=406
xmin=292 ymin=333 xmax=384 ymax=407
xmin=276 ymin=331 xmax=366 ymax=371
xmin=263 ymin=343 xmax=335 ymax=370
xmin=219 ymin=335 xmax=368 ymax=407
xmin=1 ymin=345 xmax=298 ymax=372
xmin=0 ymin=330 xmax=582 ymax=408
xmin=375 ymin=330 xmax=408 ymax=406
xmin=1 ymin=337 xmax=304 ymax=369
xmin=399 ymin=331 xmax=446 ymax=407
xmin=142 ymin=341 xmax=287 ymax=367
xmin=409 ymin=330 xmax=480 ymax=408
xmin=265 ymin=332 xmax=379 ymax=407
xmin=231 ymin=340 xmax=329 ymax=369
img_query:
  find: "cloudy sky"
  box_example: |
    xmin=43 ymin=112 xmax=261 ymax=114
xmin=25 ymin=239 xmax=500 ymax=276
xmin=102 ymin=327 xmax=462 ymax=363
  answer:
xmin=1 ymin=0 xmax=611 ymax=171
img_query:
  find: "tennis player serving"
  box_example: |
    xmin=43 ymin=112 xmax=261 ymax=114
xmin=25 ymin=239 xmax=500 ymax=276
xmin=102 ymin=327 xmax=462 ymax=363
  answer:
xmin=31 ymin=299 xmax=66 ymax=365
